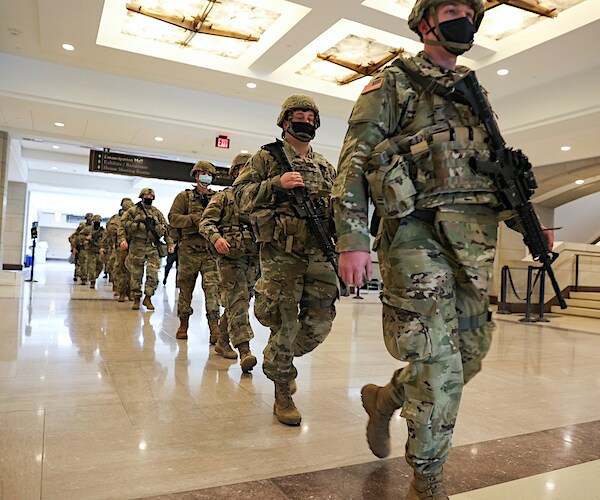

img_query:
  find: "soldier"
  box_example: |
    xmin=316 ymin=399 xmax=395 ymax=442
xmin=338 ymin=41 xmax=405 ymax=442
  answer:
xmin=168 ymin=161 xmax=226 ymax=350
xmin=119 ymin=188 xmax=174 ymax=310
xmin=101 ymin=198 xmax=134 ymax=301
xmin=69 ymin=212 xmax=93 ymax=283
xmin=332 ymin=1 xmax=554 ymax=497
xmin=199 ymin=152 xmax=260 ymax=372
xmin=234 ymin=95 xmax=338 ymax=426
xmin=79 ymin=215 xmax=105 ymax=288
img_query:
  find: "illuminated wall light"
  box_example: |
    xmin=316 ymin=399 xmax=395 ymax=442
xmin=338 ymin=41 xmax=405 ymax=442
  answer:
xmin=240 ymin=149 xmax=249 ymax=154
xmin=51 ymin=167 xmax=58 ymax=170
xmin=154 ymin=136 xmax=164 ymax=142
xmin=54 ymin=122 xmax=65 ymax=127
xmin=560 ymin=146 xmax=572 ymax=151
xmin=62 ymin=43 xmax=75 ymax=51
xmin=496 ymin=69 xmax=509 ymax=76
xmin=52 ymin=145 xmax=60 ymax=149
xmin=575 ymin=179 xmax=585 ymax=185
xmin=246 ymin=82 xmax=257 ymax=89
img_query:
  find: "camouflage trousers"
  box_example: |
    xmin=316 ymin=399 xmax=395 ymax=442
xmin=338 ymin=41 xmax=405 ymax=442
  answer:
xmin=125 ymin=240 xmax=160 ymax=298
xmin=176 ymin=243 xmax=220 ymax=320
xmin=76 ymin=249 xmax=88 ymax=281
xmin=85 ymin=249 xmax=103 ymax=282
xmin=377 ymin=205 xmax=497 ymax=476
xmin=112 ymin=247 xmax=130 ymax=295
xmin=255 ymin=243 xmax=338 ymax=383
xmin=217 ymin=253 xmax=259 ymax=348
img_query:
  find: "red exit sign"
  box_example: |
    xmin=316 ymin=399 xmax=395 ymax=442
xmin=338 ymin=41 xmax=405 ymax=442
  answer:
xmin=215 ymin=135 xmax=230 ymax=149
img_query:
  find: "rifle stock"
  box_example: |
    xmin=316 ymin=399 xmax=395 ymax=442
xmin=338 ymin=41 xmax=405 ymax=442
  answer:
xmin=454 ymin=72 xmax=567 ymax=309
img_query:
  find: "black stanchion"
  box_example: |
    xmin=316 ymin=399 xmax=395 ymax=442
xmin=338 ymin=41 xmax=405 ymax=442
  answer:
xmin=519 ymin=265 xmax=536 ymax=323
xmin=536 ymin=267 xmax=549 ymax=322
xmin=497 ymin=265 xmax=511 ymax=314
xmin=353 ymin=285 xmax=364 ymax=300
xmin=25 ymin=222 xmax=38 ymax=283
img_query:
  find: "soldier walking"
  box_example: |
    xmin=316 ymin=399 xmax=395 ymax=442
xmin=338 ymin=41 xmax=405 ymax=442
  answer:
xmin=168 ymin=161 xmax=227 ymax=350
xmin=234 ymin=95 xmax=339 ymax=426
xmin=79 ymin=215 xmax=105 ymax=288
xmin=69 ymin=212 xmax=93 ymax=283
xmin=200 ymin=153 xmax=260 ymax=372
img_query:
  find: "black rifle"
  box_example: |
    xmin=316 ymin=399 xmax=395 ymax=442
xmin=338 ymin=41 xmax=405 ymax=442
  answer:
xmin=453 ymin=72 xmax=567 ymax=309
xmin=90 ymin=228 xmax=104 ymax=247
xmin=138 ymin=202 xmax=167 ymax=255
xmin=262 ymin=140 xmax=349 ymax=297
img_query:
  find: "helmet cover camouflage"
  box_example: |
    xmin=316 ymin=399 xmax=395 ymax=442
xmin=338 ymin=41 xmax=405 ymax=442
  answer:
xmin=120 ymin=197 xmax=133 ymax=210
xmin=277 ymin=95 xmax=320 ymax=129
xmin=230 ymin=153 xmax=252 ymax=179
xmin=138 ymin=187 xmax=155 ymax=198
xmin=92 ymin=214 xmax=102 ymax=223
xmin=190 ymin=160 xmax=216 ymax=179
xmin=408 ymin=0 xmax=485 ymax=35
xmin=85 ymin=212 xmax=93 ymax=219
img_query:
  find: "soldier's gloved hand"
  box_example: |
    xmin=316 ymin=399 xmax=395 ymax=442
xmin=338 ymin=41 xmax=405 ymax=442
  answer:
xmin=120 ymin=240 xmax=129 ymax=250
xmin=214 ymin=237 xmax=230 ymax=254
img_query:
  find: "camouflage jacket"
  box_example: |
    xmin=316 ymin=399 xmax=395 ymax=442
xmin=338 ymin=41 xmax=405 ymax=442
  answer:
xmin=199 ymin=188 xmax=257 ymax=258
xmin=119 ymin=202 xmax=173 ymax=246
xmin=332 ymin=51 xmax=500 ymax=253
xmin=79 ymin=225 xmax=105 ymax=251
xmin=168 ymin=187 xmax=215 ymax=249
xmin=69 ymin=222 xmax=89 ymax=250
xmin=101 ymin=213 xmax=121 ymax=250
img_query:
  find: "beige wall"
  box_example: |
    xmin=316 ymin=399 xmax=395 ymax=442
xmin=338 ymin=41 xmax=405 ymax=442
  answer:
xmin=0 ymin=131 xmax=8 ymax=267
xmin=3 ymin=182 xmax=27 ymax=269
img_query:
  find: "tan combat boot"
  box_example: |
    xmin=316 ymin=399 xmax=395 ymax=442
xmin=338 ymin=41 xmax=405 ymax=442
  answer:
xmin=208 ymin=319 xmax=220 ymax=345
xmin=215 ymin=332 xmax=237 ymax=359
xmin=406 ymin=469 xmax=448 ymax=500
xmin=176 ymin=316 xmax=189 ymax=340
xmin=118 ymin=292 xmax=126 ymax=302
xmin=237 ymin=341 xmax=257 ymax=373
xmin=132 ymin=298 xmax=140 ymax=310
xmin=361 ymin=383 xmax=402 ymax=459
xmin=273 ymin=382 xmax=301 ymax=426
xmin=142 ymin=295 xmax=155 ymax=310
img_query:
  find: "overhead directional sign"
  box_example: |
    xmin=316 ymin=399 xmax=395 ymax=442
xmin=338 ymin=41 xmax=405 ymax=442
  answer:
xmin=89 ymin=149 xmax=233 ymax=186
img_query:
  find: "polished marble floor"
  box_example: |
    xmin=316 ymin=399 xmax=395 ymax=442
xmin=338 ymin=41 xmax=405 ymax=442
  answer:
xmin=1 ymin=261 xmax=599 ymax=499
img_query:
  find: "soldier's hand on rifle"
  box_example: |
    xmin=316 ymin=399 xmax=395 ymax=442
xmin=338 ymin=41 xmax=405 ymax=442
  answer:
xmin=120 ymin=240 xmax=129 ymax=250
xmin=86 ymin=235 xmax=92 ymax=241
xmin=541 ymin=225 xmax=555 ymax=250
xmin=99 ymin=248 xmax=106 ymax=255
xmin=339 ymin=250 xmax=373 ymax=287
xmin=214 ymin=237 xmax=230 ymax=254
xmin=281 ymin=171 xmax=304 ymax=190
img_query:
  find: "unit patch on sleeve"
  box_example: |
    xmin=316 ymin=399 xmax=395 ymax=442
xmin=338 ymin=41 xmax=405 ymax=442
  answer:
xmin=361 ymin=77 xmax=383 ymax=95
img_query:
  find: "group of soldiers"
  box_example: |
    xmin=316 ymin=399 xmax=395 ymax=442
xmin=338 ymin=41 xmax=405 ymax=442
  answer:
xmin=66 ymin=1 xmax=554 ymax=497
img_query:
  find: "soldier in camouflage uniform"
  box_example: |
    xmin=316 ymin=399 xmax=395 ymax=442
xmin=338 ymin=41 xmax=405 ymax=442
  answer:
xmin=234 ymin=95 xmax=338 ymax=426
xmin=200 ymin=153 xmax=260 ymax=372
xmin=79 ymin=215 xmax=105 ymax=289
xmin=169 ymin=161 xmax=226 ymax=350
xmin=119 ymin=188 xmax=174 ymax=311
xmin=69 ymin=212 xmax=93 ymax=283
xmin=101 ymin=198 xmax=134 ymax=301
xmin=332 ymin=1 xmax=552 ymax=497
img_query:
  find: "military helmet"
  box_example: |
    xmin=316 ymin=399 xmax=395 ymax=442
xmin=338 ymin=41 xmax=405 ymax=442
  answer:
xmin=92 ymin=214 xmax=102 ymax=223
xmin=230 ymin=153 xmax=252 ymax=179
xmin=408 ymin=0 xmax=485 ymax=35
xmin=120 ymin=197 xmax=133 ymax=210
xmin=85 ymin=212 xmax=93 ymax=219
xmin=277 ymin=95 xmax=320 ymax=129
xmin=190 ymin=160 xmax=216 ymax=179
xmin=138 ymin=187 xmax=155 ymax=198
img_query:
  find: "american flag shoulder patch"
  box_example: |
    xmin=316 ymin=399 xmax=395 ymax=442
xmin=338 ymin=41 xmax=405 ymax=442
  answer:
xmin=361 ymin=77 xmax=383 ymax=95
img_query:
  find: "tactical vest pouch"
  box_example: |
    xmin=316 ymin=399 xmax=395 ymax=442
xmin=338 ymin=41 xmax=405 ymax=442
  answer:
xmin=222 ymin=230 xmax=245 ymax=258
xmin=250 ymin=208 xmax=276 ymax=243
xmin=366 ymin=154 xmax=416 ymax=218
xmin=273 ymin=214 xmax=307 ymax=253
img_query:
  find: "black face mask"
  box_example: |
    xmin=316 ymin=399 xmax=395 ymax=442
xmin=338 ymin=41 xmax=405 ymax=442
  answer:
xmin=287 ymin=121 xmax=316 ymax=142
xmin=143 ymin=198 xmax=153 ymax=206
xmin=437 ymin=17 xmax=475 ymax=55
xmin=93 ymin=222 xmax=100 ymax=230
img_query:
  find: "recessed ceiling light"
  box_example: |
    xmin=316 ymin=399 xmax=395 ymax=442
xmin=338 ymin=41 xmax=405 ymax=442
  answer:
xmin=575 ymin=179 xmax=585 ymax=185
xmin=560 ymin=146 xmax=571 ymax=151
xmin=52 ymin=145 xmax=60 ymax=149
xmin=51 ymin=167 xmax=58 ymax=170
xmin=54 ymin=122 xmax=65 ymax=127
xmin=240 ymin=149 xmax=248 ymax=154
xmin=246 ymin=82 xmax=257 ymax=89
xmin=154 ymin=136 xmax=164 ymax=142
xmin=62 ymin=43 xmax=75 ymax=51
xmin=496 ymin=69 xmax=509 ymax=76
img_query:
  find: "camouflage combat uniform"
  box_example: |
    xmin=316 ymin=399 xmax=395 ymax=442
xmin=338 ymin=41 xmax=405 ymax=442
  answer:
xmin=79 ymin=216 xmax=105 ymax=287
xmin=333 ymin=51 xmax=502 ymax=476
xmin=120 ymin=201 xmax=172 ymax=300
xmin=69 ymin=215 xmax=92 ymax=282
xmin=199 ymin=186 xmax=260 ymax=351
xmin=234 ymin=138 xmax=338 ymax=384
xmin=168 ymin=186 xmax=221 ymax=329
xmin=102 ymin=212 xmax=131 ymax=300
